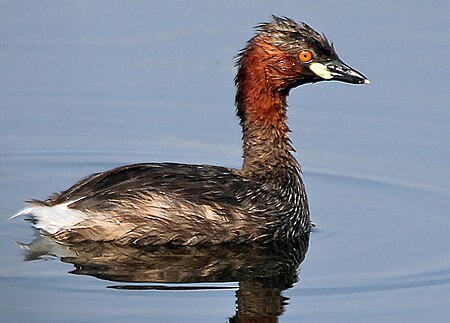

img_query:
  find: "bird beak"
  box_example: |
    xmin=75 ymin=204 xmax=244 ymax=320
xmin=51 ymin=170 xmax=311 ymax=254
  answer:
xmin=309 ymin=58 xmax=370 ymax=84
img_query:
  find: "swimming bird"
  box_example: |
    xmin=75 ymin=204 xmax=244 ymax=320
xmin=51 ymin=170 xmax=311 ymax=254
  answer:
xmin=14 ymin=16 xmax=369 ymax=245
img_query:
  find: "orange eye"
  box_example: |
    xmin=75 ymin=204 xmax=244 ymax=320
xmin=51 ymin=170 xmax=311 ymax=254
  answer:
xmin=298 ymin=50 xmax=313 ymax=62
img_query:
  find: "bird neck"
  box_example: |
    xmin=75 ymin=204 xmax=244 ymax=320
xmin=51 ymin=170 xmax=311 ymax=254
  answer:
xmin=235 ymin=41 xmax=300 ymax=186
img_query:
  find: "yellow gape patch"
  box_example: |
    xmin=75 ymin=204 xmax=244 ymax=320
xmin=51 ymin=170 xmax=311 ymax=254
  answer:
xmin=309 ymin=62 xmax=332 ymax=80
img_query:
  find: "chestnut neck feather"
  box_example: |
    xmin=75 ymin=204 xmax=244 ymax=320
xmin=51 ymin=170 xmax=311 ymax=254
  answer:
xmin=235 ymin=39 xmax=300 ymax=186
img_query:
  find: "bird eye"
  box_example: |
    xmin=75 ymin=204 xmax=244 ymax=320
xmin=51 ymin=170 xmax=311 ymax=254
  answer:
xmin=298 ymin=50 xmax=313 ymax=62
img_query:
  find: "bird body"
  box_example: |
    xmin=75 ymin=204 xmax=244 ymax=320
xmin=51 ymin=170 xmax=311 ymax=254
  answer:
xmin=14 ymin=17 xmax=368 ymax=245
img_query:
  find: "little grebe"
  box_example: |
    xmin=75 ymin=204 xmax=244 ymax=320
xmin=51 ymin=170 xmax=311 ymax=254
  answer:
xmin=14 ymin=16 xmax=369 ymax=245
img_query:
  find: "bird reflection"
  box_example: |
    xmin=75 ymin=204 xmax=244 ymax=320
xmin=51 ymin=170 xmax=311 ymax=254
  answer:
xmin=19 ymin=232 xmax=309 ymax=322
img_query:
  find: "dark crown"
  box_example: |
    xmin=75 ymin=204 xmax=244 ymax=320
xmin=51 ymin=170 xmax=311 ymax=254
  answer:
xmin=255 ymin=16 xmax=335 ymax=58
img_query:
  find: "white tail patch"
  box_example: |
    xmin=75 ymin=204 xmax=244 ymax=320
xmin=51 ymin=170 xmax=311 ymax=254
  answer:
xmin=12 ymin=200 xmax=89 ymax=235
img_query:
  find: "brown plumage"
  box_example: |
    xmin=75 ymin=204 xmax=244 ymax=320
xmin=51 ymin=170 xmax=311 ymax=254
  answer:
xmin=14 ymin=16 xmax=369 ymax=245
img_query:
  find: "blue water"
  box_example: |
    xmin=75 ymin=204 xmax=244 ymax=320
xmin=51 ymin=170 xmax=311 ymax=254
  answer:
xmin=1 ymin=1 xmax=450 ymax=322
